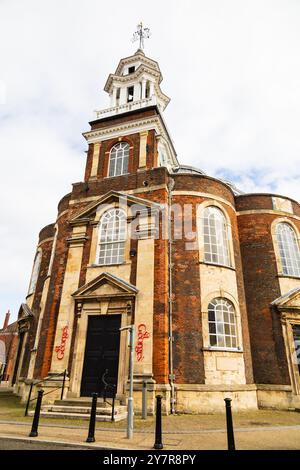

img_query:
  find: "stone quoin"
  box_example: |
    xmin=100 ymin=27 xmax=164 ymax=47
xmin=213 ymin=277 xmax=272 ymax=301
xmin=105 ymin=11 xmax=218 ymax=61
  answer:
xmin=9 ymin=45 xmax=300 ymax=414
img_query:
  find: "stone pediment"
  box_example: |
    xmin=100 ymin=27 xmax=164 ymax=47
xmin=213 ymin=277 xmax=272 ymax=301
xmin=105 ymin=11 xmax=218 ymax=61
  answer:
xmin=271 ymin=287 xmax=300 ymax=311
xmin=17 ymin=303 xmax=34 ymax=332
xmin=69 ymin=190 xmax=161 ymax=224
xmin=18 ymin=303 xmax=34 ymax=320
xmin=72 ymin=272 xmax=138 ymax=301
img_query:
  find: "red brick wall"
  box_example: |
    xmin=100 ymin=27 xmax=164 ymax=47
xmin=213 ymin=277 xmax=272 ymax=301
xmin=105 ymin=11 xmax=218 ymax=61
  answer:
xmin=90 ymin=107 xmax=158 ymax=131
xmin=237 ymin=206 xmax=291 ymax=385
xmin=0 ymin=323 xmax=18 ymax=381
xmin=171 ymin=194 xmax=204 ymax=383
xmin=34 ymin=211 xmax=72 ymax=378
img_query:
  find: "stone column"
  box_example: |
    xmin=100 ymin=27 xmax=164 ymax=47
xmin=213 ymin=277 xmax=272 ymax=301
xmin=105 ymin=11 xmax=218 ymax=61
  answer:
xmin=133 ymin=215 xmax=155 ymax=380
xmin=141 ymin=79 xmax=146 ymax=100
xmin=149 ymin=81 xmax=154 ymax=97
xmin=111 ymin=86 xmax=117 ymax=107
xmin=138 ymin=131 xmax=148 ymax=168
xmin=27 ymin=277 xmax=51 ymax=379
xmin=90 ymin=142 xmax=101 ymax=179
xmin=49 ymin=225 xmax=87 ymax=374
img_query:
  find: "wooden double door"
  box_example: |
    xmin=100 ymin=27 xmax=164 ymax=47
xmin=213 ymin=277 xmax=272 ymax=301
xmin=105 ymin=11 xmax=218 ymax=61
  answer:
xmin=80 ymin=315 xmax=121 ymax=397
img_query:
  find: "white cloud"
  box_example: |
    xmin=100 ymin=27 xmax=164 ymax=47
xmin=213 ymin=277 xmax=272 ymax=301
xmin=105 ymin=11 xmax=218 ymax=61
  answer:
xmin=1 ymin=0 xmax=300 ymax=324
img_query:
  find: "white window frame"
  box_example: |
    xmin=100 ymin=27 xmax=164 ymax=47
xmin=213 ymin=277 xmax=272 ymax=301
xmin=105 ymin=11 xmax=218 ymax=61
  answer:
xmin=208 ymin=298 xmax=238 ymax=350
xmin=108 ymin=142 xmax=129 ymax=177
xmin=203 ymin=206 xmax=231 ymax=266
xmin=276 ymin=223 xmax=300 ymax=277
xmin=96 ymin=208 xmax=127 ymax=265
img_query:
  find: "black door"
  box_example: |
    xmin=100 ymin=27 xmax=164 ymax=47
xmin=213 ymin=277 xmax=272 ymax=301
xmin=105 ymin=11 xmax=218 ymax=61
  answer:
xmin=80 ymin=315 xmax=121 ymax=397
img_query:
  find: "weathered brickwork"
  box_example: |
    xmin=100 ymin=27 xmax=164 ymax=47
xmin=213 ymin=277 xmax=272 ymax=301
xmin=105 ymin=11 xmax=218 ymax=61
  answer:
xmin=172 ymin=195 xmax=204 ymax=384
xmin=237 ymin=208 xmax=291 ymax=384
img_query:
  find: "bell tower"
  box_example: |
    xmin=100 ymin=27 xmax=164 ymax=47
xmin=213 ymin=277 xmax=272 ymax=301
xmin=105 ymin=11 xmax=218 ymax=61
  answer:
xmin=83 ymin=25 xmax=178 ymax=181
xmin=101 ymin=48 xmax=170 ymax=116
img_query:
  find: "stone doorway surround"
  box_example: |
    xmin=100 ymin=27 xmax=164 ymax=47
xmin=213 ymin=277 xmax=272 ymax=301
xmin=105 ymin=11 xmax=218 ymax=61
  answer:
xmin=68 ymin=272 xmax=138 ymax=399
xmin=272 ymin=287 xmax=300 ymax=396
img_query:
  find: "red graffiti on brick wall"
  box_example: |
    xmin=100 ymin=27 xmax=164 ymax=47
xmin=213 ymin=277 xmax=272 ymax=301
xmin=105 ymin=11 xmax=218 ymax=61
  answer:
xmin=135 ymin=323 xmax=150 ymax=362
xmin=54 ymin=326 xmax=69 ymax=360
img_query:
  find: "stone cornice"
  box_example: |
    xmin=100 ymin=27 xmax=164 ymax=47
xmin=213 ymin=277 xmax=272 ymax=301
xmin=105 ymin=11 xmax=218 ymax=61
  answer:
xmin=105 ymin=65 xmax=162 ymax=93
xmin=236 ymin=209 xmax=300 ymax=222
xmin=37 ymin=236 xmax=54 ymax=248
xmin=114 ymin=53 xmax=161 ymax=79
xmin=69 ymin=184 xmax=168 ymax=206
xmin=83 ymin=116 xmax=164 ymax=143
xmin=66 ymin=236 xmax=88 ymax=246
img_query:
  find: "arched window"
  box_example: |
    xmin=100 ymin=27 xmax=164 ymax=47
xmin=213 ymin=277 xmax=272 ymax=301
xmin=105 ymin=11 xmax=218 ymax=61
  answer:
xmin=28 ymin=251 xmax=42 ymax=294
xmin=203 ymin=206 xmax=230 ymax=266
xmin=47 ymin=226 xmax=58 ymax=276
xmin=208 ymin=298 xmax=238 ymax=349
xmin=97 ymin=208 xmax=127 ymax=265
xmin=108 ymin=142 xmax=129 ymax=177
xmin=276 ymin=223 xmax=300 ymax=276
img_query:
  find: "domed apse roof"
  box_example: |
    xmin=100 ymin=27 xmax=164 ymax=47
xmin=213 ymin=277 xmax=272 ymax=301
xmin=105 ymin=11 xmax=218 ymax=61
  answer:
xmin=171 ymin=165 xmax=244 ymax=195
xmin=171 ymin=165 xmax=206 ymax=175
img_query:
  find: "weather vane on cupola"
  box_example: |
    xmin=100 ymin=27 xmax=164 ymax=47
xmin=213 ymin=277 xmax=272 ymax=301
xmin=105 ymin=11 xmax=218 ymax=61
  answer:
xmin=132 ymin=22 xmax=151 ymax=50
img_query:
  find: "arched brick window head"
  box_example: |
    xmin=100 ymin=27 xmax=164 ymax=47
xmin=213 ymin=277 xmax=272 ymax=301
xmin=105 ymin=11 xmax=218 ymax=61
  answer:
xmin=208 ymin=298 xmax=238 ymax=349
xmin=203 ymin=206 xmax=230 ymax=266
xmin=97 ymin=208 xmax=127 ymax=265
xmin=108 ymin=142 xmax=129 ymax=177
xmin=276 ymin=223 xmax=300 ymax=277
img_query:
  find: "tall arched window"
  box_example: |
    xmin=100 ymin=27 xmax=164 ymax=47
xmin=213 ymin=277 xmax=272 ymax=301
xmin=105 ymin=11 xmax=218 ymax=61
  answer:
xmin=108 ymin=142 xmax=129 ymax=177
xmin=208 ymin=298 xmax=238 ymax=349
xmin=97 ymin=208 xmax=127 ymax=265
xmin=28 ymin=251 xmax=42 ymax=294
xmin=276 ymin=223 xmax=300 ymax=276
xmin=47 ymin=226 xmax=58 ymax=276
xmin=203 ymin=206 xmax=230 ymax=266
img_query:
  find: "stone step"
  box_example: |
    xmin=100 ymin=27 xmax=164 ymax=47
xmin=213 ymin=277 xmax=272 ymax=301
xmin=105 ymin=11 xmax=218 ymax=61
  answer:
xmin=0 ymin=387 xmax=14 ymax=395
xmin=54 ymin=398 xmax=123 ymax=407
xmin=42 ymin=404 xmax=127 ymax=415
xmin=28 ymin=410 xmax=127 ymax=422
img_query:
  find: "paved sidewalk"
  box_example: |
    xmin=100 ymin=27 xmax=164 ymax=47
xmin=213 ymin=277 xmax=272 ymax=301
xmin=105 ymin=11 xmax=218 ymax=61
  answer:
xmin=0 ymin=419 xmax=300 ymax=450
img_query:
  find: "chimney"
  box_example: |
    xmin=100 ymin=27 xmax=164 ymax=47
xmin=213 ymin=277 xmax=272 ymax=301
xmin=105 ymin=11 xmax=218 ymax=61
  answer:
xmin=3 ymin=310 xmax=10 ymax=330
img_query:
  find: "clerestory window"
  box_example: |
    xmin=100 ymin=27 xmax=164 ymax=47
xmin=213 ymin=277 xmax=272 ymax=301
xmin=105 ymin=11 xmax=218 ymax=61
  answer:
xmin=203 ymin=206 xmax=230 ymax=266
xmin=276 ymin=223 xmax=300 ymax=277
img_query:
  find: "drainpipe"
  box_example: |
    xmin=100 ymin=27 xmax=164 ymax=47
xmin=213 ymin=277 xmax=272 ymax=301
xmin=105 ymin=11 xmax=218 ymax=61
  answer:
xmin=167 ymin=177 xmax=175 ymax=414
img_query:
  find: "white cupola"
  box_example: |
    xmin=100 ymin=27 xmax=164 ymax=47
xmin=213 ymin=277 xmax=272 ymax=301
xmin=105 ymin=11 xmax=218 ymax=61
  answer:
xmin=94 ymin=49 xmax=170 ymax=120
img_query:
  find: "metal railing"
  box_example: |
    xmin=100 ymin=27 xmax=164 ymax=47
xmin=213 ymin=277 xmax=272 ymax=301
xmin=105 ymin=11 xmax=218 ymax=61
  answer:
xmin=24 ymin=370 xmax=67 ymax=417
xmin=101 ymin=369 xmax=116 ymax=422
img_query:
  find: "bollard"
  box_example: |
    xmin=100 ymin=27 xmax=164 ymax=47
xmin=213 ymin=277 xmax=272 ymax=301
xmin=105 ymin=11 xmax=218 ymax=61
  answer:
xmin=29 ymin=390 xmax=44 ymax=437
xmin=60 ymin=369 xmax=67 ymax=400
xmin=153 ymin=395 xmax=163 ymax=450
xmin=142 ymin=381 xmax=147 ymax=420
xmin=224 ymin=398 xmax=235 ymax=450
xmin=111 ymin=389 xmax=116 ymax=422
xmin=25 ymin=382 xmax=34 ymax=417
xmin=86 ymin=392 xmax=98 ymax=443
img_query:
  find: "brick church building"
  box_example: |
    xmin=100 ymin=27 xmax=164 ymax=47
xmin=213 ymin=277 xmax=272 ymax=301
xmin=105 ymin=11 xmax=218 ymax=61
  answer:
xmin=11 ymin=46 xmax=300 ymax=414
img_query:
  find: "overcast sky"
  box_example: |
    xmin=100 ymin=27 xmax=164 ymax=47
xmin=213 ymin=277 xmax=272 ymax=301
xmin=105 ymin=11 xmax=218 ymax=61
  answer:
xmin=1 ymin=0 xmax=300 ymax=325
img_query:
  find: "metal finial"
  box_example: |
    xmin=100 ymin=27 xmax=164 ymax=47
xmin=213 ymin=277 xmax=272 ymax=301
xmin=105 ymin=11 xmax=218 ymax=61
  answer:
xmin=132 ymin=22 xmax=151 ymax=50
